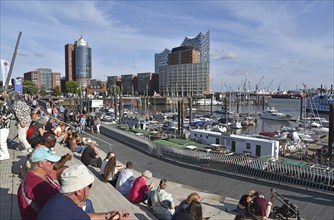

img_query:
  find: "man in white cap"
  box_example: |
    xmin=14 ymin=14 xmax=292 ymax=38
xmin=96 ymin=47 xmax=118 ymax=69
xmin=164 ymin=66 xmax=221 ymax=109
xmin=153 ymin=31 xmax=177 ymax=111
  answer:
xmin=17 ymin=148 xmax=61 ymax=220
xmin=37 ymin=164 xmax=130 ymax=220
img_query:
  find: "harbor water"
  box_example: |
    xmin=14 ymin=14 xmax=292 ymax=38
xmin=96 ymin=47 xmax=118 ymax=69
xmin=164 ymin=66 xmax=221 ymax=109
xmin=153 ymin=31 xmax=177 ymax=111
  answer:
xmin=136 ymin=97 xmax=330 ymax=135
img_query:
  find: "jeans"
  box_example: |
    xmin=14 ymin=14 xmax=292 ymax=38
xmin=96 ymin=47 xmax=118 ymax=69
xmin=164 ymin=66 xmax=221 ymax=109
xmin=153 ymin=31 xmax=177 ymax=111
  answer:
xmin=73 ymin=145 xmax=85 ymax=153
xmin=236 ymin=205 xmax=249 ymax=216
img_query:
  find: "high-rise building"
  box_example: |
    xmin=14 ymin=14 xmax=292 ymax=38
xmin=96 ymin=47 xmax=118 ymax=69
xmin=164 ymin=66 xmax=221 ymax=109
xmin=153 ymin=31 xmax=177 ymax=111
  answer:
xmin=65 ymin=35 xmax=92 ymax=87
xmin=156 ymin=31 xmax=210 ymax=96
xmin=65 ymin=44 xmax=75 ymax=81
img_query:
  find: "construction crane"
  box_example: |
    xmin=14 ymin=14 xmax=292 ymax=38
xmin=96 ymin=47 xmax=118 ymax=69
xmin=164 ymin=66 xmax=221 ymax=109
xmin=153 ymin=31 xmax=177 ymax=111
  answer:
xmin=267 ymin=79 xmax=274 ymax=91
xmin=255 ymin=75 xmax=264 ymax=92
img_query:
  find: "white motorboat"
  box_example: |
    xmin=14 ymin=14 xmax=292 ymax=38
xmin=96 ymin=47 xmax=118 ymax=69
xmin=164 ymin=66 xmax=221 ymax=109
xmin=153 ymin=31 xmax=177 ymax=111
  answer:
xmin=298 ymin=116 xmax=329 ymax=128
xmin=260 ymin=107 xmax=292 ymax=121
xmin=193 ymin=98 xmax=222 ymax=106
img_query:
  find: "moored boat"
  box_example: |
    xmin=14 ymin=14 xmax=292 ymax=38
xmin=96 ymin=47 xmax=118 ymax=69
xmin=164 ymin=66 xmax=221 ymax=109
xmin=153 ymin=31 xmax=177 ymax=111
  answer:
xmin=260 ymin=107 xmax=292 ymax=121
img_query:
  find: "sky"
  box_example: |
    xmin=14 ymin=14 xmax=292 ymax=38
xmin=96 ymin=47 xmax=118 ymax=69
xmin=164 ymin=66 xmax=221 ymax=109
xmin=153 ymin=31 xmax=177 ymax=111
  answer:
xmin=0 ymin=0 xmax=333 ymax=92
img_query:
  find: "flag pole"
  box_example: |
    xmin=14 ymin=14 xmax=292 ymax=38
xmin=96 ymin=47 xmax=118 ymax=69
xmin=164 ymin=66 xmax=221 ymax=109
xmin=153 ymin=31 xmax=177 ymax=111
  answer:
xmin=5 ymin=31 xmax=22 ymax=93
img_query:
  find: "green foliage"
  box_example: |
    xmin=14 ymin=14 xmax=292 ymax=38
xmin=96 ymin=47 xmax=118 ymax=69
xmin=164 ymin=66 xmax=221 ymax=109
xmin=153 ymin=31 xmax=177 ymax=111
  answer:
xmin=40 ymin=88 xmax=47 ymax=96
xmin=52 ymin=86 xmax=62 ymax=96
xmin=65 ymin=80 xmax=79 ymax=94
xmin=22 ymin=80 xmax=38 ymax=95
xmin=111 ymin=84 xmax=120 ymax=95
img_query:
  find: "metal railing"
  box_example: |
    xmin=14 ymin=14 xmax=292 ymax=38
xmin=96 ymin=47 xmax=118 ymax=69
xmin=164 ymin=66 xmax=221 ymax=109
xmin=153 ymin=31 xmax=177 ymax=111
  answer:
xmin=103 ymin=124 xmax=334 ymax=192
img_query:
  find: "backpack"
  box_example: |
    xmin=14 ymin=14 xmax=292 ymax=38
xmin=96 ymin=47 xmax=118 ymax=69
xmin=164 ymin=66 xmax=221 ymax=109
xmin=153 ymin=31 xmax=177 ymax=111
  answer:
xmin=26 ymin=126 xmax=35 ymax=140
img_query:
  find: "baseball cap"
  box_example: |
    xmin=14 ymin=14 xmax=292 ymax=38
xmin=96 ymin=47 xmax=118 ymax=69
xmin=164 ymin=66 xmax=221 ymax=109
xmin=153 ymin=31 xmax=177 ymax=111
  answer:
xmin=60 ymin=164 xmax=95 ymax=193
xmin=30 ymin=148 xmax=61 ymax=163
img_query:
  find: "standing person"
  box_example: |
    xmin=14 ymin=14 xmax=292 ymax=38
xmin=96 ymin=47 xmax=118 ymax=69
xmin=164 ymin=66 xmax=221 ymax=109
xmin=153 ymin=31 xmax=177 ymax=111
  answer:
xmin=89 ymin=116 xmax=95 ymax=134
xmin=95 ymin=116 xmax=101 ymax=134
xmin=116 ymin=161 xmax=134 ymax=195
xmin=151 ymin=179 xmax=175 ymax=220
xmin=11 ymin=92 xmax=33 ymax=153
xmin=31 ymin=98 xmax=38 ymax=109
xmin=80 ymin=114 xmax=86 ymax=133
xmin=0 ymin=95 xmax=13 ymax=160
xmin=81 ymin=141 xmax=102 ymax=167
xmin=128 ymin=170 xmax=154 ymax=203
xmin=37 ymin=164 xmax=130 ymax=220
xmin=17 ymin=148 xmax=61 ymax=220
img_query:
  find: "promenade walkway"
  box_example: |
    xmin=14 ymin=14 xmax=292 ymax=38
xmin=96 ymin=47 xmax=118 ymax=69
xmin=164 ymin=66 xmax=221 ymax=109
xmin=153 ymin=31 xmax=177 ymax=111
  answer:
xmin=0 ymin=120 xmax=236 ymax=220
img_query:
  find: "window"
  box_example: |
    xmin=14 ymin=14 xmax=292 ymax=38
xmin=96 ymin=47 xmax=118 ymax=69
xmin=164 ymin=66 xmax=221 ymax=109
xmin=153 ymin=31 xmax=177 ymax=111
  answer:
xmin=246 ymin=143 xmax=251 ymax=150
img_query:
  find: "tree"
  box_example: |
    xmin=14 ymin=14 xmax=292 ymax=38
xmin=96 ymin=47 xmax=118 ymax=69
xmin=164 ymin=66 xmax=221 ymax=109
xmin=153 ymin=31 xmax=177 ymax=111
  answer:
xmin=22 ymin=80 xmax=38 ymax=95
xmin=52 ymin=86 xmax=62 ymax=96
xmin=110 ymin=84 xmax=120 ymax=96
xmin=66 ymin=80 xmax=79 ymax=94
xmin=40 ymin=88 xmax=47 ymax=96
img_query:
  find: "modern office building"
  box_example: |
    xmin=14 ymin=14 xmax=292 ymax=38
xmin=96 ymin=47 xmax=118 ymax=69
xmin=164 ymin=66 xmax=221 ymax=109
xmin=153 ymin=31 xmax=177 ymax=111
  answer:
xmin=24 ymin=68 xmax=61 ymax=92
xmin=137 ymin=72 xmax=159 ymax=96
xmin=159 ymin=63 xmax=209 ymax=96
xmin=65 ymin=35 xmax=92 ymax=87
xmin=156 ymin=31 xmax=210 ymax=96
xmin=121 ymin=74 xmax=136 ymax=96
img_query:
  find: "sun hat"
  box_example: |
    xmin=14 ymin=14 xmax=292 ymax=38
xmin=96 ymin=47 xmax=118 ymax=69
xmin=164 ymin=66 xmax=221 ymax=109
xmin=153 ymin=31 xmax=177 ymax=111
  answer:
xmin=60 ymin=164 xmax=95 ymax=193
xmin=30 ymin=148 xmax=61 ymax=163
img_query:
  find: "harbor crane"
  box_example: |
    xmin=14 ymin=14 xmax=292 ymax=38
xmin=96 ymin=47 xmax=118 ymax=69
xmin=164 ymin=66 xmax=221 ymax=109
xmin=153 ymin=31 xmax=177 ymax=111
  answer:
xmin=255 ymin=75 xmax=264 ymax=92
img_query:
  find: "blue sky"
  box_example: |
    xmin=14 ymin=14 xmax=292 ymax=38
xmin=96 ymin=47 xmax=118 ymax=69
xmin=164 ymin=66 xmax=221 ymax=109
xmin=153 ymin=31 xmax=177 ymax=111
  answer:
xmin=0 ymin=0 xmax=333 ymax=92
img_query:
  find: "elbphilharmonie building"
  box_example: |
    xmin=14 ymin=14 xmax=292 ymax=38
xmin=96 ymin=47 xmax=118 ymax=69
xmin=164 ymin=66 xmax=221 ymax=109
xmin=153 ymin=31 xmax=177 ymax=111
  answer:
xmin=155 ymin=31 xmax=210 ymax=96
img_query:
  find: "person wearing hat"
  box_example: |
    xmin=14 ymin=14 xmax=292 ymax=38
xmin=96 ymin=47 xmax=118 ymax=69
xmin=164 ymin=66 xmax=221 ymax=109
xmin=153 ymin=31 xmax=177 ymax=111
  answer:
xmin=81 ymin=141 xmax=102 ymax=167
xmin=37 ymin=164 xmax=130 ymax=220
xmin=0 ymin=94 xmax=13 ymax=160
xmin=17 ymin=148 xmax=61 ymax=220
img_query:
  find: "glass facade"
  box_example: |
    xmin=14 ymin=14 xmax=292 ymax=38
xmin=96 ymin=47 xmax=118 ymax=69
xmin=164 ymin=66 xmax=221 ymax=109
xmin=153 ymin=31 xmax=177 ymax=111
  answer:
xmin=181 ymin=31 xmax=210 ymax=64
xmin=154 ymin=48 xmax=171 ymax=73
xmin=159 ymin=63 xmax=209 ymax=96
xmin=75 ymin=46 xmax=91 ymax=79
xmin=156 ymin=31 xmax=210 ymax=96
xmin=38 ymin=68 xmax=52 ymax=91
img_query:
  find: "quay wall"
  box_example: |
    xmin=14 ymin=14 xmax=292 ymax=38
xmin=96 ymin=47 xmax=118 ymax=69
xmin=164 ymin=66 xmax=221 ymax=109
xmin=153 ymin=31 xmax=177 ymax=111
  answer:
xmin=100 ymin=124 xmax=334 ymax=194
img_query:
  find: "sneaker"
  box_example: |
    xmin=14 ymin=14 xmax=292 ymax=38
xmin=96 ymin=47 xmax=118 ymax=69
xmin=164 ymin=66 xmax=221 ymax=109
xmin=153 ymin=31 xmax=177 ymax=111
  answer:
xmin=21 ymin=148 xmax=33 ymax=153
